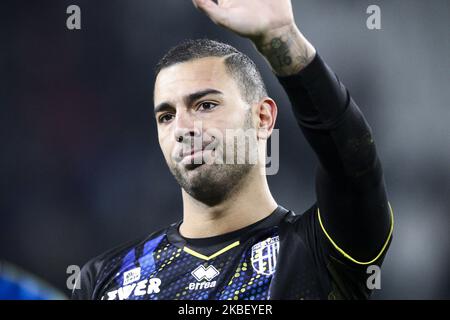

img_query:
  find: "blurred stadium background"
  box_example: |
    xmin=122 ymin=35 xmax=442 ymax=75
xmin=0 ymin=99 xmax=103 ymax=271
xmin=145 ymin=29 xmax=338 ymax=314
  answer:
xmin=0 ymin=0 xmax=449 ymax=299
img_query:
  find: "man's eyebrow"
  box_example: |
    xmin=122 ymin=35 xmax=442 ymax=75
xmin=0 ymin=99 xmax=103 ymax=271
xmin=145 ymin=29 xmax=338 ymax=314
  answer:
xmin=154 ymin=88 xmax=223 ymax=115
xmin=154 ymin=102 xmax=173 ymax=115
xmin=184 ymin=88 xmax=223 ymax=107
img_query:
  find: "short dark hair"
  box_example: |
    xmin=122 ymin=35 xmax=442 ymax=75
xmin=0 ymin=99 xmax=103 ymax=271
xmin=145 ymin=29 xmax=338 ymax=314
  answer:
xmin=155 ymin=39 xmax=267 ymax=104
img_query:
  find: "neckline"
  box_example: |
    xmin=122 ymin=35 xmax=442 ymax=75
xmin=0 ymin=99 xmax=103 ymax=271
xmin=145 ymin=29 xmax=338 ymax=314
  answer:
xmin=166 ymin=205 xmax=289 ymax=249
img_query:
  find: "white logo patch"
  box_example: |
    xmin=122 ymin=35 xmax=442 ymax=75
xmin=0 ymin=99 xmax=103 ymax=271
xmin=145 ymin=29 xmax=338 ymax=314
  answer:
xmin=251 ymin=236 xmax=280 ymax=276
xmin=123 ymin=267 xmax=141 ymax=286
xmin=191 ymin=265 xmax=219 ymax=282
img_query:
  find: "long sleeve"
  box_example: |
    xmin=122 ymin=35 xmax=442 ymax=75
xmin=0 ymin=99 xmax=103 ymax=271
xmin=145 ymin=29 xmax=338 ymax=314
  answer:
xmin=277 ymin=53 xmax=393 ymax=263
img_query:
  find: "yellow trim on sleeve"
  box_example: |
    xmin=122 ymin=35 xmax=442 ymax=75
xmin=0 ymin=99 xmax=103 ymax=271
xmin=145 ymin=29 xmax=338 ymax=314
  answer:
xmin=183 ymin=240 xmax=240 ymax=261
xmin=317 ymin=202 xmax=394 ymax=265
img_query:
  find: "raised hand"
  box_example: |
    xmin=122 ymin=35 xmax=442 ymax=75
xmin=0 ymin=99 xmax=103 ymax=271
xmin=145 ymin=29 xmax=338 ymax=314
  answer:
xmin=192 ymin=0 xmax=316 ymax=76
xmin=192 ymin=0 xmax=295 ymax=40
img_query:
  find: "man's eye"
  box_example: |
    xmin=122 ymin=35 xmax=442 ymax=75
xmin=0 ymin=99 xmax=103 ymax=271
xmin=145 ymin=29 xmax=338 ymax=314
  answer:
xmin=158 ymin=113 xmax=174 ymax=123
xmin=197 ymin=102 xmax=218 ymax=111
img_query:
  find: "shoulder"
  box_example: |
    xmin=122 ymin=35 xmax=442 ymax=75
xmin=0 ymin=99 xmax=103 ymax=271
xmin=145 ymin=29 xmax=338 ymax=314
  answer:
xmin=72 ymin=223 xmax=174 ymax=299
xmin=280 ymin=203 xmax=318 ymax=230
xmin=96 ymin=225 xmax=169 ymax=265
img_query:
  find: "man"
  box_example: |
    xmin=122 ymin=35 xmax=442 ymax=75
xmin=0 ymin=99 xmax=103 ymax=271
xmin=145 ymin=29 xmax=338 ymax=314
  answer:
xmin=73 ymin=0 xmax=393 ymax=300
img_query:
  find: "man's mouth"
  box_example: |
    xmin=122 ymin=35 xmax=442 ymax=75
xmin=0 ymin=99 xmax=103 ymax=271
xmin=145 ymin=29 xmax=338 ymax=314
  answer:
xmin=173 ymin=137 xmax=219 ymax=167
xmin=181 ymin=148 xmax=203 ymax=158
xmin=179 ymin=149 xmax=207 ymax=166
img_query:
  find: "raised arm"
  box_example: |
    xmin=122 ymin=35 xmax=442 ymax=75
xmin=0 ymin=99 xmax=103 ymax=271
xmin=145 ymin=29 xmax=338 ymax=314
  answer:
xmin=193 ymin=0 xmax=393 ymax=264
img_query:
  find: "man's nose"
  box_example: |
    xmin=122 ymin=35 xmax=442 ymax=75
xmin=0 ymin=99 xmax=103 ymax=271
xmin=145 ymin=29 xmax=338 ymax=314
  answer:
xmin=173 ymin=112 xmax=201 ymax=143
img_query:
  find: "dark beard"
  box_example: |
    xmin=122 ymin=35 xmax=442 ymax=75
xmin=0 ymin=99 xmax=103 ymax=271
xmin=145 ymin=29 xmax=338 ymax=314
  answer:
xmin=169 ymin=110 xmax=255 ymax=206
xmin=170 ymin=162 xmax=253 ymax=206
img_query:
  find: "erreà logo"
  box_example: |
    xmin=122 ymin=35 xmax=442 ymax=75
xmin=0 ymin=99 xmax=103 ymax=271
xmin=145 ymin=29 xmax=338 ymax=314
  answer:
xmin=191 ymin=265 xmax=219 ymax=281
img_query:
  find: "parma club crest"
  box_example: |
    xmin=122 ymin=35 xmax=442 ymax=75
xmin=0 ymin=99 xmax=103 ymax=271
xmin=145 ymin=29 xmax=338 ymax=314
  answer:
xmin=251 ymin=236 xmax=280 ymax=276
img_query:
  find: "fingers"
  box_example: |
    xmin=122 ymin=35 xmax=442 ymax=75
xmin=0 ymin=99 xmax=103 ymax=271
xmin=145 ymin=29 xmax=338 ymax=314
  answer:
xmin=192 ymin=0 xmax=227 ymax=25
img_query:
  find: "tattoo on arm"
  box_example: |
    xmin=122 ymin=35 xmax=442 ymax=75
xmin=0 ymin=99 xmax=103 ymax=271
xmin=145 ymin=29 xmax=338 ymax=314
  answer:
xmin=268 ymin=37 xmax=293 ymax=68
xmin=255 ymin=26 xmax=316 ymax=76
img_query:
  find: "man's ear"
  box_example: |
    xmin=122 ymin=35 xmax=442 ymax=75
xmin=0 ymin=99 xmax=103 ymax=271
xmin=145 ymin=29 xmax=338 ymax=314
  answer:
xmin=256 ymin=98 xmax=277 ymax=140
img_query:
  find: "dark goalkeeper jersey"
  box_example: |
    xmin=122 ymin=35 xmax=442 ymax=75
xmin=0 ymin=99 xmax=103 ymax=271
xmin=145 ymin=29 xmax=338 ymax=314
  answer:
xmin=72 ymin=53 xmax=394 ymax=300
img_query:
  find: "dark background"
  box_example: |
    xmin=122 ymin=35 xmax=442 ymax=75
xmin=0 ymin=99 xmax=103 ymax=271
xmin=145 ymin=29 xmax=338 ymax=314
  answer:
xmin=1 ymin=0 xmax=449 ymax=299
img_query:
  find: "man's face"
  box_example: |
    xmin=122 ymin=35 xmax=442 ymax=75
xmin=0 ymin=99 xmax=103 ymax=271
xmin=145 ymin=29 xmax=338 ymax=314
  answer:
xmin=153 ymin=57 xmax=258 ymax=205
